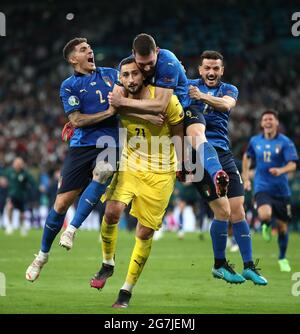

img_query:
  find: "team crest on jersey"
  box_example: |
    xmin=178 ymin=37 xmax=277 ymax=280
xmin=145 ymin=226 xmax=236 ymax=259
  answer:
xmin=68 ymin=95 xmax=80 ymax=106
xmin=275 ymin=144 xmax=281 ymax=154
xmin=102 ymin=76 xmax=113 ymax=87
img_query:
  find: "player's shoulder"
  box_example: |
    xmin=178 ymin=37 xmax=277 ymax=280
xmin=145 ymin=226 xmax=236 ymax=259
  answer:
xmin=60 ymin=74 xmax=77 ymax=90
xmin=98 ymin=66 xmax=118 ymax=77
xmin=277 ymin=133 xmax=294 ymax=144
xmin=188 ymin=78 xmax=201 ymax=86
xmin=220 ymin=81 xmax=238 ymax=94
xmin=158 ymin=49 xmax=180 ymax=67
xmin=250 ymin=133 xmax=263 ymax=143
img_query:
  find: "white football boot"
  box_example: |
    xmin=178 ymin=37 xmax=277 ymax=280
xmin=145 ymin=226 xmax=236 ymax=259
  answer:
xmin=26 ymin=252 xmax=49 ymax=282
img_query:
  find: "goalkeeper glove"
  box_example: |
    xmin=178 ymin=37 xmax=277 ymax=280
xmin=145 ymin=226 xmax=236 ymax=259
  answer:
xmin=61 ymin=121 xmax=74 ymax=142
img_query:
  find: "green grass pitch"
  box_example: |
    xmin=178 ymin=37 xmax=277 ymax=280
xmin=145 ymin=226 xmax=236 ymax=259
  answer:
xmin=0 ymin=229 xmax=300 ymax=314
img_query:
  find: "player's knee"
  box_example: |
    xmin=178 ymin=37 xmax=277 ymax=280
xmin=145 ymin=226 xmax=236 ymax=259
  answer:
xmin=230 ymin=206 xmax=245 ymax=223
xmin=258 ymin=212 xmax=272 ymax=222
xmin=54 ymin=200 xmax=69 ymax=214
xmin=105 ymin=209 xmax=121 ymax=225
xmin=215 ymin=206 xmax=231 ymax=221
xmin=93 ymin=161 xmax=114 ymax=184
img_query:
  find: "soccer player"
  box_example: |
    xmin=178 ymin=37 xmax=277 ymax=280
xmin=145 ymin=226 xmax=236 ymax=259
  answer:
xmin=108 ymin=33 xmax=229 ymax=197
xmin=188 ymin=51 xmax=267 ymax=285
xmin=26 ymin=38 xmax=124 ymax=282
xmin=90 ymin=57 xmax=184 ymax=308
xmin=4 ymin=157 xmax=36 ymax=236
xmin=242 ymin=109 xmax=298 ymax=272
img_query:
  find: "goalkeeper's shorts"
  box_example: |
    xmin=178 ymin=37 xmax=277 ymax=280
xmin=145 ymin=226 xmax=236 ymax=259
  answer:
xmin=102 ymin=170 xmax=175 ymax=230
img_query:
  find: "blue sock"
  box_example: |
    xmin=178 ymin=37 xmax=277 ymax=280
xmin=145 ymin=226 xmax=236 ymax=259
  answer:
xmin=278 ymin=232 xmax=288 ymax=259
xmin=232 ymin=220 xmax=252 ymax=263
xmin=198 ymin=142 xmax=222 ymax=180
xmin=70 ymin=180 xmax=107 ymax=229
xmin=210 ymin=219 xmax=228 ymax=259
xmin=41 ymin=208 xmax=66 ymax=252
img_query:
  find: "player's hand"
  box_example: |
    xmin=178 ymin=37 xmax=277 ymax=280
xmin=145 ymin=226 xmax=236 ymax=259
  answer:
xmin=189 ymin=85 xmax=203 ymax=100
xmin=243 ymin=179 xmax=252 ymax=191
xmin=176 ymin=161 xmax=191 ymax=182
xmin=147 ymin=113 xmax=166 ymax=126
xmin=108 ymin=91 xmax=124 ymax=108
xmin=269 ymin=167 xmax=282 ymax=176
xmin=61 ymin=121 xmax=75 ymax=142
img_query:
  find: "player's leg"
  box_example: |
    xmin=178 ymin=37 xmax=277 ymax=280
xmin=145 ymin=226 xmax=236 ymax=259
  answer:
xmin=25 ymin=189 xmax=81 ymax=282
xmin=230 ymin=196 xmax=267 ymax=285
xmin=256 ymin=192 xmax=273 ymax=242
xmin=60 ymin=161 xmax=114 ymax=250
xmin=26 ymin=147 xmax=90 ymax=281
xmin=275 ymin=197 xmax=292 ymax=272
xmin=90 ymin=200 xmax=125 ymax=289
xmin=185 ymin=111 xmax=229 ymax=197
xmin=277 ymin=219 xmax=291 ymax=272
xmin=5 ymin=198 xmax=14 ymax=235
xmin=112 ymin=223 xmax=154 ymax=308
xmin=208 ymin=197 xmax=245 ymax=284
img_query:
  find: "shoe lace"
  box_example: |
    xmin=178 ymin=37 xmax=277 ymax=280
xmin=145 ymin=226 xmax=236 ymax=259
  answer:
xmin=249 ymin=259 xmax=262 ymax=276
xmin=223 ymin=260 xmax=236 ymax=274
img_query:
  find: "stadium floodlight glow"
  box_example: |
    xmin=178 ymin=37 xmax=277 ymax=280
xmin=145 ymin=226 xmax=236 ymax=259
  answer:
xmin=0 ymin=12 xmax=6 ymax=36
xmin=66 ymin=13 xmax=75 ymax=21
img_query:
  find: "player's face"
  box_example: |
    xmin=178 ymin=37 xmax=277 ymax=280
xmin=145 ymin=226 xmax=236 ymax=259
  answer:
xmin=120 ymin=62 xmax=144 ymax=95
xmin=134 ymin=48 xmax=159 ymax=77
xmin=13 ymin=158 xmax=24 ymax=171
xmin=261 ymin=114 xmax=279 ymax=135
xmin=199 ymin=59 xmax=224 ymax=87
xmin=70 ymin=42 xmax=96 ymax=73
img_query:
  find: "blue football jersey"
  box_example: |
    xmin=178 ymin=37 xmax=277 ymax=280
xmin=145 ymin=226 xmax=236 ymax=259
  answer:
xmin=60 ymin=67 xmax=119 ymax=147
xmin=188 ymin=78 xmax=238 ymax=151
xmin=147 ymin=49 xmax=190 ymax=109
xmin=246 ymin=133 xmax=299 ymax=196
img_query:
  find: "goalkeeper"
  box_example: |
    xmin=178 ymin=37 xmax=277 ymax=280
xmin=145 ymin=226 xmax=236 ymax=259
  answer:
xmin=91 ymin=57 xmax=184 ymax=308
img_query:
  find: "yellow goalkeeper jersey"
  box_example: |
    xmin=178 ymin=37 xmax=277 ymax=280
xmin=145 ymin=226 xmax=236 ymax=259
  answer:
xmin=119 ymin=85 xmax=184 ymax=173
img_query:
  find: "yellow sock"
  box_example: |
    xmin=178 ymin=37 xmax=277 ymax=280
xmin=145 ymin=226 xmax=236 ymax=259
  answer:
xmin=101 ymin=216 xmax=118 ymax=263
xmin=125 ymin=236 xmax=153 ymax=287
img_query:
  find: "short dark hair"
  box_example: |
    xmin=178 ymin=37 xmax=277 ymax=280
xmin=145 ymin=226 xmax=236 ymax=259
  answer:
xmin=261 ymin=109 xmax=279 ymax=120
xmin=63 ymin=37 xmax=87 ymax=61
xmin=200 ymin=50 xmax=224 ymax=65
xmin=132 ymin=33 xmax=156 ymax=56
xmin=119 ymin=56 xmax=136 ymax=71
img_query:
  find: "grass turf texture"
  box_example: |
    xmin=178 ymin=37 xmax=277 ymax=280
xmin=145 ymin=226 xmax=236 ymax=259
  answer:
xmin=0 ymin=229 xmax=300 ymax=314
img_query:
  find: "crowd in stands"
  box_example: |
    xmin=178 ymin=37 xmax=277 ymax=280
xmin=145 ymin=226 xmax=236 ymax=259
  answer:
xmin=1 ymin=0 xmax=299 ymax=230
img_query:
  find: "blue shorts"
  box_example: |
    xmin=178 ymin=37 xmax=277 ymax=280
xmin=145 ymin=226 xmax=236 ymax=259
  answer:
xmin=193 ymin=149 xmax=244 ymax=202
xmin=255 ymin=192 xmax=292 ymax=222
xmin=57 ymin=146 xmax=118 ymax=194
xmin=184 ymin=106 xmax=206 ymax=129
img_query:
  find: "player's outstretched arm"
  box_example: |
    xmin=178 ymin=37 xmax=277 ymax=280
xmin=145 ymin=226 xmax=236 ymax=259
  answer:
xmin=189 ymin=85 xmax=236 ymax=112
xmin=109 ymin=86 xmax=173 ymax=114
xmin=68 ymin=107 xmax=116 ymax=128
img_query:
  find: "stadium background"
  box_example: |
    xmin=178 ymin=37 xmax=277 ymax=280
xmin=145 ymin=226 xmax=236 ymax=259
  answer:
xmin=0 ymin=0 xmax=300 ymax=315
